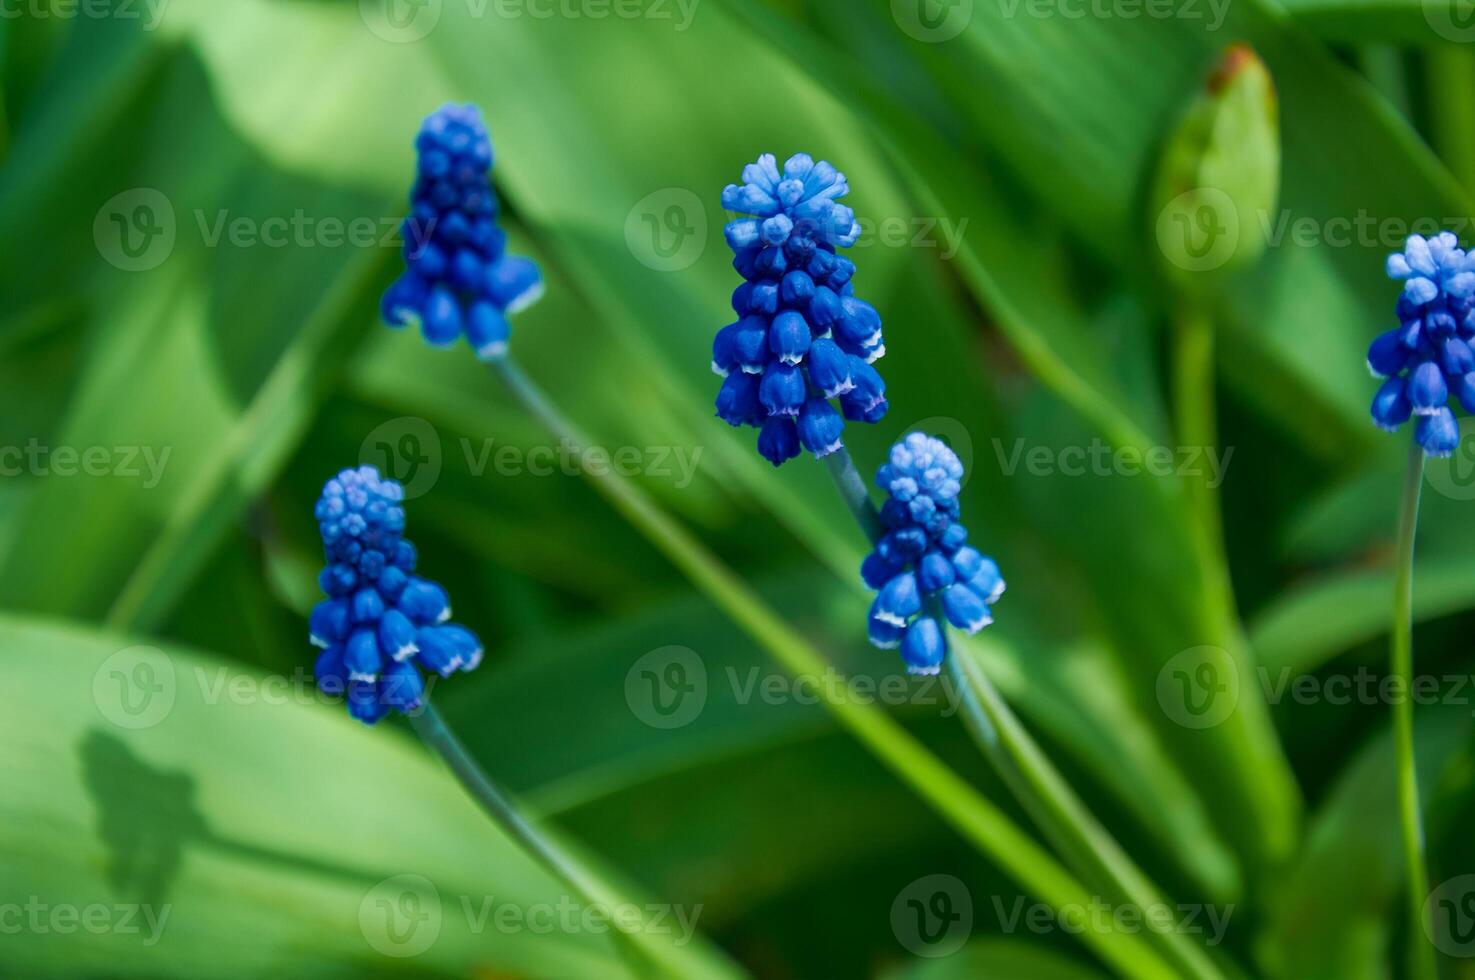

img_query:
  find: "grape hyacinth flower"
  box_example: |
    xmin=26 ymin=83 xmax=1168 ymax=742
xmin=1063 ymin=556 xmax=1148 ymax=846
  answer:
xmin=381 ymin=103 xmax=544 ymax=360
xmin=713 ymin=153 xmax=888 ymax=467
xmin=1370 ymin=231 xmax=1475 ymax=457
xmin=310 ymin=466 xmax=482 ymax=724
xmin=862 ymin=435 xmax=1004 ymax=675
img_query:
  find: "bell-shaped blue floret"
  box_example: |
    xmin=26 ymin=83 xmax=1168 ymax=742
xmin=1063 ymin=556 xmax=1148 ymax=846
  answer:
xmin=378 ymin=608 xmax=420 ymax=663
xmin=484 ymin=255 xmax=543 ymax=314
xmin=380 ymin=660 xmax=426 ymax=712
xmin=797 ymin=398 xmax=844 ymax=457
xmin=1367 ymin=329 xmax=1410 ymax=378
xmin=309 ymin=599 xmax=350 ymax=649
xmin=807 ymin=338 xmax=855 ymax=398
xmin=1417 ymin=407 xmax=1461 ymax=457
xmin=422 ymin=288 xmax=463 ymax=347
xmin=871 ymin=572 xmax=921 ymax=628
xmin=315 ymin=645 xmax=347 ymax=696
xmin=731 ymin=317 xmax=770 ymax=374
xmin=917 ymin=551 xmax=956 ymax=593
xmin=941 ymin=584 xmax=994 ymax=635
xmin=466 ymin=302 xmax=511 ymax=361
xmin=968 ymin=557 xmax=1006 ymax=604
xmin=1409 ymin=360 xmax=1449 ymax=415
xmin=347 ymin=679 xmax=389 ymax=724
xmin=757 ymin=417 xmax=801 ymax=467
xmin=716 ymin=372 xmax=764 ymax=428
xmin=861 ymin=552 xmax=903 ymax=590
xmin=345 ymin=629 xmax=382 ymax=682
xmin=399 ymin=579 xmax=451 ymax=625
xmin=759 ymin=363 xmax=806 ymax=417
xmin=1372 ymin=377 xmax=1413 ymax=432
xmin=868 ymin=617 xmax=904 ymax=650
xmin=901 ymin=618 xmax=947 ymax=676
xmin=768 ymin=311 xmax=811 ymax=366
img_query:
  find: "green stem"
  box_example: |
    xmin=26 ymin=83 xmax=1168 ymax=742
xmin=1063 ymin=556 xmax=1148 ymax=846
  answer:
xmin=829 ymin=459 xmax=1225 ymax=980
xmin=946 ymin=634 xmax=1224 ymax=980
xmin=1392 ymin=441 xmax=1436 ymax=980
xmin=408 ymin=703 xmax=654 ymax=977
xmin=822 ymin=446 xmax=883 ymax=542
xmin=1171 ymin=306 xmax=1300 ymax=865
xmin=1425 ymin=48 xmax=1475 ymax=194
xmin=488 ymin=357 xmax=1179 ymax=980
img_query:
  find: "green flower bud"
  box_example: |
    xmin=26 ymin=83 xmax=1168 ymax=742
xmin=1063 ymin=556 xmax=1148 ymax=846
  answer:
xmin=1152 ymin=44 xmax=1280 ymax=294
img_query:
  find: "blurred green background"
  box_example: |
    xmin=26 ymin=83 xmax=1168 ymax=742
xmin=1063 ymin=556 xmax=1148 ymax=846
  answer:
xmin=5 ymin=0 xmax=1475 ymax=977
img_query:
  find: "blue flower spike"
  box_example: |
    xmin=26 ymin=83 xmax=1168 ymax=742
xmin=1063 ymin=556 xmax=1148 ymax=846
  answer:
xmin=382 ymin=104 xmax=544 ymax=360
xmin=311 ymin=466 xmax=483 ymax=724
xmin=714 ymin=153 xmax=889 ymax=466
xmin=863 ymin=434 xmax=1004 ymax=675
xmin=1372 ymin=231 xmax=1475 ymax=457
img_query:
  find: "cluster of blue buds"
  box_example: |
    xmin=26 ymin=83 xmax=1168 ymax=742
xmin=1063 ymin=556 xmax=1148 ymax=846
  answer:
xmin=381 ymin=104 xmax=544 ymax=360
xmin=862 ymin=435 xmax=1004 ymax=675
xmin=713 ymin=153 xmax=888 ymax=467
xmin=309 ymin=466 xmax=482 ymax=724
xmin=1370 ymin=232 xmax=1475 ymax=456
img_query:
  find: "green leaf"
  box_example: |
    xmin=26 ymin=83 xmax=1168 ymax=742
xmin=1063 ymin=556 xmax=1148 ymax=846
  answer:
xmin=1259 ymin=710 xmax=1470 ymax=980
xmin=0 ymin=613 xmax=740 ymax=979
xmin=1251 ymin=555 xmax=1475 ymax=676
xmin=0 ymin=35 xmax=395 ymax=630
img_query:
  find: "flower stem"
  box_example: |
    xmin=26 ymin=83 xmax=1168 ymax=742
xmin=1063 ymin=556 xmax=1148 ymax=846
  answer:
xmin=407 ymin=702 xmax=654 ymax=977
xmin=488 ymin=356 xmax=1180 ymax=979
xmin=1171 ymin=306 xmax=1300 ymax=864
xmin=822 ymin=446 xmax=884 ymax=542
xmin=1392 ymin=440 xmax=1436 ymax=980
xmin=831 ymin=463 xmax=1226 ymax=980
